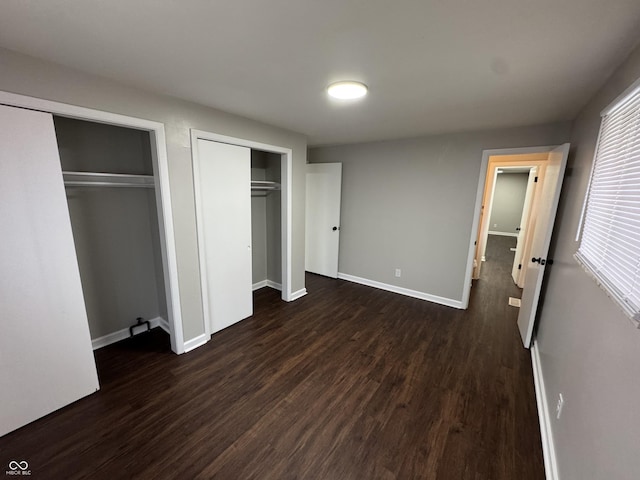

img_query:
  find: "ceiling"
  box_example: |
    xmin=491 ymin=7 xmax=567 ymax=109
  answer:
xmin=1 ymin=1 xmax=640 ymax=146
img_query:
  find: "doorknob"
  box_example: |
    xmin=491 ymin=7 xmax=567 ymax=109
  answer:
xmin=532 ymin=257 xmax=546 ymax=265
xmin=332 ymin=226 xmax=338 ymax=231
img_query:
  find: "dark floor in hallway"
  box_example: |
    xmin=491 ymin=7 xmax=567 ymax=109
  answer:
xmin=482 ymin=234 xmax=523 ymax=292
xmin=0 ymin=245 xmax=542 ymax=479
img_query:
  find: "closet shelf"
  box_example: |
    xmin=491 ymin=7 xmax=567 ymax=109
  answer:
xmin=63 ymin=171 xmax=155 ymax=188
xmin=251 ymin=180 xmax=280 ymax=191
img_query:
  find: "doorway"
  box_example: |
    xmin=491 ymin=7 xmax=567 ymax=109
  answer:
xmin=474 ymin=153 xmax=550 ymax=287
xmin=463 ymin=144 xmax=569 ymax=347
xmin=468 ymin=150 xmax=550 ymax=294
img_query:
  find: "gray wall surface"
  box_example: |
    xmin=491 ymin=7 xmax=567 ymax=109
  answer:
xmin=65 ymin=188 xmax=166 ymax=339
xmin=56 ymin=117 xmax=167 ymax=339
xmin=309 ymin=124 xmax=570 ymax=302
xmin=54 ymin=116 xmax=153 ymax=174
xmin=535 ymin=44 xmax=640 ymax=479
xmin=266 ymin=154 xmax=282 ymax=285
xmin=0 ymin=47 xmax=307 ymax=343
xmin=251 ymin=156 xmax=268 ymax=284
xmin=489 ymin=172 xmax=529 ymax=235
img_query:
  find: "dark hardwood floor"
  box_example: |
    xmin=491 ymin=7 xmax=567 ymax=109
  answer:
xmin=1 ymin=237 xmax=542 ymax=479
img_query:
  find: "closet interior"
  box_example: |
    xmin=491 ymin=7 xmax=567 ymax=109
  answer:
xmin=54 ymin=116 xmax=169 ymax=349
xmin=250 ymin=150 xmax=282 ymax=293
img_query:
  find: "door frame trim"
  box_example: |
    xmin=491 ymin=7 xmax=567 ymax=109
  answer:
xmin=0 ymin=90 xmax=185 ymax=354
xmin=190 ymin=129 xmax=293 ymax=340
xmin=463 ymin=145 xmax=559 ymax=309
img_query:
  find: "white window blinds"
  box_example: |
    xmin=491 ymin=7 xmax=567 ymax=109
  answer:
xmin=576 ymin=80 xmax=640 ymax=325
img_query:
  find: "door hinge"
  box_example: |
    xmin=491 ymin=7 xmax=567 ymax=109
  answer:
xmin=534 ymin=176 xmax=538 ymax=183
xmin=518 ymin=264 xmax=522 ymax=270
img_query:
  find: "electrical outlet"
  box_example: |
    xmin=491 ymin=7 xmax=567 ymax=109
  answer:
xmin=395 ymin=268 xmax=401 ymax=277
xmin=556 ymin=393 xmax=564 ymax=419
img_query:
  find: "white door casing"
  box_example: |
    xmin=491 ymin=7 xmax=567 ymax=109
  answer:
xmin=194 ymin=139 xmax=253 ymax=335
xmin=0 ymin=104 xmax=99 ymax=436
xmin=305 ymin=163 xmax=342 ymax=278
xmin=517 ymin=144 xmax=570 ymax=347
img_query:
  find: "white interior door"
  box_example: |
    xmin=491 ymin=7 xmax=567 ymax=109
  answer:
xmin=195 ymin=139 xmax=253 ymax=334
xmin=517 ymin=144 xmax=570 ymax=347
xmin=305 ymin=163 xmax=342 ymax=278
xmin=0 ymin=105 xmax=99 ymax=436
xmin=511 ymin=167 xmax=538 ymax=285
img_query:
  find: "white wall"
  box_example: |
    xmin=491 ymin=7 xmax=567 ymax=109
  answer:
xmin=488 ymin=172 xmax=529 ymax=235
xmin=535 ymin=44 xmax=640 ymax=479
xmin=309 ymin=123 xmax=570 ymax=304
xmin=0 ymin=47 xmax=307 ymax=343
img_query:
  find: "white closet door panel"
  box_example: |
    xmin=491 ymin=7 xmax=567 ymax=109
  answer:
xmin=0 ymin=105 xmax=99 ymax=436
xmin=196 ymin=139 xmax=252 ymax=334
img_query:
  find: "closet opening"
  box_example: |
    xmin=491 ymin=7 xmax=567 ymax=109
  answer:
xmin=251 ymin=150 xmax=283 ymax=293
xmin=54 ymin=116 xmax=172 ymax=353
xmin=190 ymin=129 xmax=294 ymax=343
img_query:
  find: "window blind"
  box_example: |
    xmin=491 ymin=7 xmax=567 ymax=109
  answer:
xmin=575 ymin=81 xmax=640 ymax=325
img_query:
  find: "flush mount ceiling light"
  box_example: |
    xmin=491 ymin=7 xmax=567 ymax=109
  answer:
xmin=327 ymin=81 xmax=368 ymax=100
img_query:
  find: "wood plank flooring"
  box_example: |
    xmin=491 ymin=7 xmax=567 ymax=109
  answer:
xmin=0 ymin=236 xmax=542 ymax=479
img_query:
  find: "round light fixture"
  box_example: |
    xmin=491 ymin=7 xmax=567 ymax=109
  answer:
xmin=327 ymin=81 xmax=368 ymax=100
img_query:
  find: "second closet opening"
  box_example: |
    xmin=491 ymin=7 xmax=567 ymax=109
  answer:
xmin=191 ymin=131 xmax=293 ymax=343
xmin=251 ymin=150 xmax=282 ymax=292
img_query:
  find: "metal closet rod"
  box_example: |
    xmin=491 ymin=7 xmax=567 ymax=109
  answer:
xmin=62 ymin=171 xmax=155 ymax=188
xmin=251 ymin=180 xmax=281 ymax=191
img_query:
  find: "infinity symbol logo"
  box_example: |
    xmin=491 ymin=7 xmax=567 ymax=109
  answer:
xmin=8 ymin=461 xmax=29 ymax=470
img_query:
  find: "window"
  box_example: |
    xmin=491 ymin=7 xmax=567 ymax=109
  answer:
xmin=575 ymin=78 xmax=640 ymax=325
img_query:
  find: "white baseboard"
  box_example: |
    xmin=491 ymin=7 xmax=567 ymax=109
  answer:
xmin=337 ymin=273 xmax=463 ymax=309
xmin=252 ymin=280 xmax=283 ymax=291
xmin=252 ymin=280 xmax=267 ymax=291
xmin=157 ymin=316 xmax=171 ymax=334
xmin=531 ymin=340 xmax=559 ymax=480
xmin=183 ymin=333 xmax=209 ymax=353
xmin=289 ymin=288 xmax=307 ymax=301
xmin=488 ymin=231 xmax=519 ymax=237
xmin=91 ymin=316 xmax=166 ymax=350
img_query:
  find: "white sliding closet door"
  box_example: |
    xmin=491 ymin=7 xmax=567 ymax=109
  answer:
xmin=195 ymin=139 xmax=253 ymax=334
xmin=0 ymin=105 xmax=99 ymax=436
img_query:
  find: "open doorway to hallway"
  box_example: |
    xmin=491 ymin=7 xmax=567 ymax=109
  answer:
xmin=473 ymin=151 xmax=550 ymax=288
xmin=465 ymin=144 xmax=570 ymax=348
